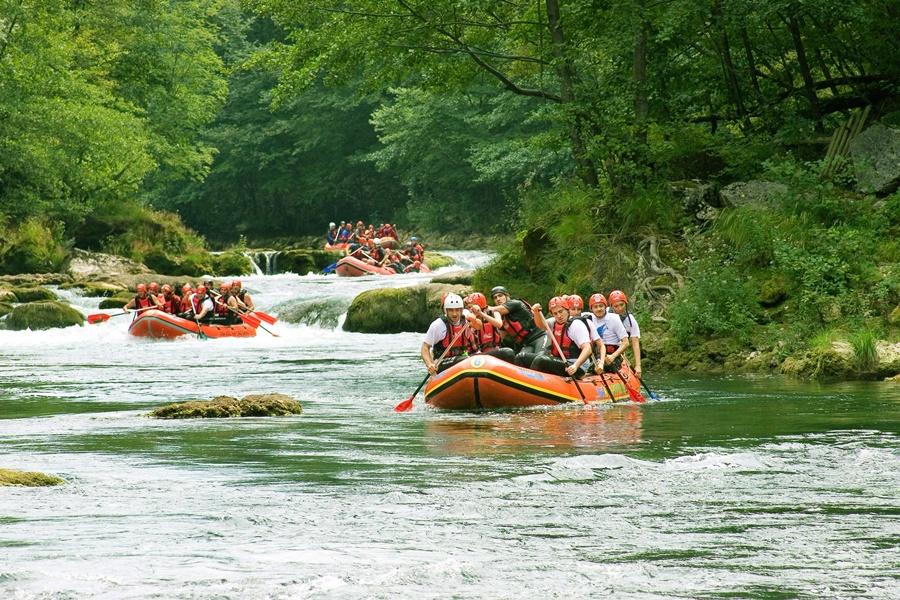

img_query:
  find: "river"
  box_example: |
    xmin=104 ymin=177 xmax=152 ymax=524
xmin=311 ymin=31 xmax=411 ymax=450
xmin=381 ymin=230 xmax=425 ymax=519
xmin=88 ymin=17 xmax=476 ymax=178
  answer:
xmin=2 ymin=251 xmax=900 ymax=599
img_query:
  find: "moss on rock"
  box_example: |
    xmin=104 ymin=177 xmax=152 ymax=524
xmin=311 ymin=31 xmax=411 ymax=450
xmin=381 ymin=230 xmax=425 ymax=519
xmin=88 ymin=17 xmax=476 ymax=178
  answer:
xmin=277 ymin=249 xmax=336 ymax=274
xmin=0 ymin=469 xmax=65 ymax=486
xmin=0 ymin=289 xmax=16 ymax=302
xmin=0 ymin=302 xmax=12 ymax=317
xmin=343 ymin=283 xmax=472 ymax=333
xmin=99 ymin=296 xmax=130 ymax=309
xmin=5 ymin=301 xmax=85 ymax=330
xmin=424 ymin=253 xmax=456 ymax=270
xmin=147 ymin=393 xmax=303 ymax=418
xmin=60 ymin=281 xmax=128 ymax=297
xmin=431 ymin=270 xmax=474 ymax=285
xmin=11 ymin=287 xmax=58 ymax=303
xmin=211 ymin=251 xmax=254 ymax=276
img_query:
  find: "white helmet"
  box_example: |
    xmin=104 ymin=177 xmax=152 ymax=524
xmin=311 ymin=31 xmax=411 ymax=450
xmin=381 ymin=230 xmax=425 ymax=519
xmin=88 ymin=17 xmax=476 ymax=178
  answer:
xmin=329 ymin=222 xmax=335 ymax=228
xmin=443 ymin=293 xmax=464 ymax=310
xmin=373 ymin=238 xmax=381 ymax=245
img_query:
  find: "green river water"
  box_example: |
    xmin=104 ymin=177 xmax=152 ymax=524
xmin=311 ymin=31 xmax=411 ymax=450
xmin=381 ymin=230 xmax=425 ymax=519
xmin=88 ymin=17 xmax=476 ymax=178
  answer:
xmin=2 ymin=254 xmax=899 ymax=599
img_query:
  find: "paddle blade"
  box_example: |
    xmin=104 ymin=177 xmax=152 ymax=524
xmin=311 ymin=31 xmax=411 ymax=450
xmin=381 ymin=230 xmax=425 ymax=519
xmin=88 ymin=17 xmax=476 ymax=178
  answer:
xmin=253 ymin=311 xmax=276 ymax=325
xmin=394 ymin=396 xmax=415 ymax=412
xmin=87 ymin=313 xmax=110 ymax=324
xmin=626 ymin=385 xmax=646 ymax=403
xmin=240 ymin=313 xmax=261 ymax=328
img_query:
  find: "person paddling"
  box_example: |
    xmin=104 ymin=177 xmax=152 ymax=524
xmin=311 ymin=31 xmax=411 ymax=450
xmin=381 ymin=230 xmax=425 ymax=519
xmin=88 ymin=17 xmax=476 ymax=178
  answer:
xmin=464 ymin=293 xmax=516 ymax=363
xmin=231 ymin=279 xmax=254 ymax=312
xmin=422 ymin=294 xmax=478 ymax=375
xmin=530 ymin=296 xmax=593 ymax=378
xmin=609 ymin=290 xmax=643 ymax=377
xmin=483 ymin=285 xmax=550 ymax=367
xmin=191 ymin=285 xmax=215 ymax=323
xmin=587 ymin=293 xmax=630 ymax=374
xmin=123 ymin=283 xmax=162 ymax=314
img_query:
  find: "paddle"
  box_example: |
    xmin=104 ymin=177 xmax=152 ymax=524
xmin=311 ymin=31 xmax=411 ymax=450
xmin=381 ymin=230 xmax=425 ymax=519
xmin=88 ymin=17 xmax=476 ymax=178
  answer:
xmin=213 ymin=295 xmax=279 ymax=337
xmin=541 ymin=318 xmax=588 ymax=405
xmin=614 ymin=362 xmax=646 ymax=403
xmin=323 ymin=262 xmax=338 ymax=274
xmin=633 ymin=372 xmax=659 ymax=401
xmin=87 ymin=305 xmax=156 ymax=324
xmin=253 ymin=311 xmax=277 ymax=325
xmin=589 ymin=352 xmax=617 ymax=403
xmin=395 ymin=322 xmax=469 ymax=412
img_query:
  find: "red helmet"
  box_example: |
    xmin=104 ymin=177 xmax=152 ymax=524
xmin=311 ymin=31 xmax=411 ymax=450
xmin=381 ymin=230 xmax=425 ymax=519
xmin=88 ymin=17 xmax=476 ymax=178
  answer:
xmin=182 ymin=284 xmax=192 ymax=294
xmin=589 ymin=293 xmax=607 ymax=308
xmin=468 ymin=292 xmax=487 ymax=309
xmin=161 ymin=284 xmax=172 ymax=293
xmin=548 ymin=296 xmax=570 ymax=311
xmin=148 ymin=282 xmax=159 ymax=292
xmin=219 ymin=283 xmax=231 ymax=292
xmin=357 ymin=221 xmax=364 ymax=227
xmin=413 ymin=260 xmax=421 ymax=267
xmin=567 ymin=295 xmax=584 ymax=310
xmin=609 ymin=290 xmax=628 ymax=305
xmin=136 ymin=284 xmax=147 ymax=293
xmin=231 ymin=279 xmax=241 ymax=288
xmin=196 ymin=285 xmax=207 ymax=296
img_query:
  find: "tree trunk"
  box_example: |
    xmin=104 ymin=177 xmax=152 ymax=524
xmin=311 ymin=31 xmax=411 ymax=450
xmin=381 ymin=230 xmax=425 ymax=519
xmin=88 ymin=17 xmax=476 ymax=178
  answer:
xmin=787 ymin=13 xmax=823 ymax=132
xmin=544 ymin=0 xmax=598 ymax=187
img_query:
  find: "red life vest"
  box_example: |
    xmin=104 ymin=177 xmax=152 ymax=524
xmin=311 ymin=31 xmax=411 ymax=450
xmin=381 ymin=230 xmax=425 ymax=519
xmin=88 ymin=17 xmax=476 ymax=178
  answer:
xmin=433 ymin=317 xmax=478 ymax=359
xmin=550 ymin=320 xmax=580 ymax=360
xmin=160 ymin=293 xmax=180 ymax=314
xmin=134 ymin=295 xmax=153 ymax=309
xmin=501 ymin=299 xmax=536 ymax=343
xmin=475 ymin=320 xmax=501 ymax=351
xmin=214 ymin=297 xmax=230 ymax=317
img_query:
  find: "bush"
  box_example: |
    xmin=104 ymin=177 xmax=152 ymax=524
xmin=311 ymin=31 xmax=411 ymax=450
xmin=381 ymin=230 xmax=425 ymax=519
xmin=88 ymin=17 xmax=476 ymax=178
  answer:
xmin=669 ymin=262 xmax=756 ymax=346
xmin=0 ymin=217 xmax=68 ymax=275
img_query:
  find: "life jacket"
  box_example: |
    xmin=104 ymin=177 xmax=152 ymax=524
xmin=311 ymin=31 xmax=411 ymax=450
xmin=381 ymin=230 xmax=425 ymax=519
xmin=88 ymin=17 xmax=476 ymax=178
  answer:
xmin=550 ymin=319 xmax=581 ymax=360
xmin=161 ymin=293 xmax=180 ymax=314
xmin=214 ymin=296 xmax=231 ymax=317
xmin=433 ymin=317 xmax=478 ymax=359
xmin=133 ymin=295 xmax=153 ymax=309
xmin=501 ymin=299 xmax=536 ymax=343
xmin=475 ymin=320 xmax=501 ymax=351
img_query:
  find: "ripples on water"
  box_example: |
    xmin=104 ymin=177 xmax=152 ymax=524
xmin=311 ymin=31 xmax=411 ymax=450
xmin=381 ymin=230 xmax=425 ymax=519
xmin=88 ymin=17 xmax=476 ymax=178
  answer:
xmin=2 ymin=255 xmax=900 ymax=598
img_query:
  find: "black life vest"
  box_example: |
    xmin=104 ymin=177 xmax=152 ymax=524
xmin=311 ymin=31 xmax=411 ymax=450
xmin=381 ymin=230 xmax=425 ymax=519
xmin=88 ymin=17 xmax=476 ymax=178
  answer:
xmin=214 ymin=296 xmax=231 ymax=317
xmin=433 ymin=317 xmax=478 ymax=359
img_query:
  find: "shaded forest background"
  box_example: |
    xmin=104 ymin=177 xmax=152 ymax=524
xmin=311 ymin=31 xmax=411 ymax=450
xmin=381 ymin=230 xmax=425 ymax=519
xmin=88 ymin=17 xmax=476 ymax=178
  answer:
xmin=3 ymin=0 xmax=900 ymax=370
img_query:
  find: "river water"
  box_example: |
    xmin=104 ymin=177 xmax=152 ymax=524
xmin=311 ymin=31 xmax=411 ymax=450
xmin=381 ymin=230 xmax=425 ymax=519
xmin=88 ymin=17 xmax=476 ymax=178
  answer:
xmin=2 ymin=251 xmax=900 ymax=599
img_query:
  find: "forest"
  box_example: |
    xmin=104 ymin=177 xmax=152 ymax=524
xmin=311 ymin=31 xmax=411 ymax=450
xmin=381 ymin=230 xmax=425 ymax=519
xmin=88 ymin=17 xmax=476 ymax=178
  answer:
xmin=2 ymin=0 xmax=900 ymax=371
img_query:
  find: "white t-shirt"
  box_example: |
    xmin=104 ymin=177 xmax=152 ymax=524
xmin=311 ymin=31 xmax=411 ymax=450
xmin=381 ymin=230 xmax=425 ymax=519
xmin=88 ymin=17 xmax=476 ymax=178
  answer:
xmin=620 ymin=313 xmax=640 ymax=338
xmin=545 ymin=317 xmax=590 ymax=365
xmin=586 ymin=312 xmax=628 ymax=345
xmin=424 ymin=311 xmax=471 ymax=347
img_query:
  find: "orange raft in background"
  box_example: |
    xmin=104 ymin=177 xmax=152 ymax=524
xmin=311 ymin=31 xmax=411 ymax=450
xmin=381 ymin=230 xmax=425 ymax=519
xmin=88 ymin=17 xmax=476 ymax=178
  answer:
xmin=424 ymin=354 xmax=643 ymax=410
xmin=324 ymin=237 xmax=399 ymax=251
xmin=334 ymin=256 xmax=432 ymax=277
xmin=127 ymin=309 xmax=257 ymax=339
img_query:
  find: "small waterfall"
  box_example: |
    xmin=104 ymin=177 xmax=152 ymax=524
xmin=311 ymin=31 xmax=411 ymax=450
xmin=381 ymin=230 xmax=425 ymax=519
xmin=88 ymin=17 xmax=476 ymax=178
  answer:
xmin=244 ymin=250 xmax=281 ymax=275
xmin=244 ymin=252 xmax=264 ymax=276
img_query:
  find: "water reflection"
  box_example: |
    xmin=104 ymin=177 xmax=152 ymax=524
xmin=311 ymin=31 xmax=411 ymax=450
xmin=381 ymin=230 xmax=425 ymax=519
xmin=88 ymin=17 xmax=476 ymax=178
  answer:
xmin=424 ymin=404 xmax=644 ymax=455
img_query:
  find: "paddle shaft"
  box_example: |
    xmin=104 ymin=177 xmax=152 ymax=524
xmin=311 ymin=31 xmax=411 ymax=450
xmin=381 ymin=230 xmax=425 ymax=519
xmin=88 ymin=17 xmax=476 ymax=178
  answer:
xmin=541 ymin=319 xmax=587 ymax=402
xmin=590 ymin=352 xmax=618 ymax=403
xmin=88 ymin=304 xmax=156 ymax=324
xmin=395 ymin=321 xmax=470 ymax=412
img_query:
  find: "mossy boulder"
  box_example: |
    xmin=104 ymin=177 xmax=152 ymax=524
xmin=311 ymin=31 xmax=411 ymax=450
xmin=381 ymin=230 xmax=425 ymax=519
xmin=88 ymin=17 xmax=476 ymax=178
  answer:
xmin=5 ymin=301 xmax=84 ymax=330
xmin=0 ymin=290 xmax=15 ymax=303
xmin=780 ymin=342 xmax=855 ymax=379
xmin=211 ymin=251 xmax=254 ymax=276
xmin=142 ymin=250 xmax=182 ymax=276
xmin=60 ymin=281 xmax=128 ymax=297
xmin=277 ymin=249 xmax=336 ymax=274
xmin=424 ymin=252 xmax=456 ymax=270
xmin=344 ymin=283 xmax=473 ymax=333
xmin=147 ymin=393 xmax=303 ymax=418
xmin=0 ymin=302 xmax=13 ymax=317
xmin=431 ymin=269 xmax=474 ymax=285
xmin=759 ymin=276 xmax=789 ymax=306
xmin=11 ymin=286 xmax=57 ymax=303
xmin=99 ymin=295 xmax=131 ymax=309
xmin=0 ymin=469 xmax=65 ymax=486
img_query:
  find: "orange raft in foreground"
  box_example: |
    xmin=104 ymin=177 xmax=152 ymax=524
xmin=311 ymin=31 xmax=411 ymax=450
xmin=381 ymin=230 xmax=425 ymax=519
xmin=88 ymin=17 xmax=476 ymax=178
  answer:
xmin=424 ymin=354 xmax=643 ymax=410
xmin=127 ymin=309 xmax=257 ymax=339
xmin=334 ymin=256 xmax=432 ymax=277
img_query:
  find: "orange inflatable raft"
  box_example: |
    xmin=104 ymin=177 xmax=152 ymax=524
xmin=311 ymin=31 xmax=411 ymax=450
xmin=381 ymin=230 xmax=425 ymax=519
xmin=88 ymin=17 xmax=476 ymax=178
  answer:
xmin=127 ymin=309 xmax=257 ymax=339
xmin=325 ymin=237 xmax=399 ymax=251
xmin=334 ymin=256 xmax=431 ymax=277
xmin=424 ymin=354 xmax=644 ymax=410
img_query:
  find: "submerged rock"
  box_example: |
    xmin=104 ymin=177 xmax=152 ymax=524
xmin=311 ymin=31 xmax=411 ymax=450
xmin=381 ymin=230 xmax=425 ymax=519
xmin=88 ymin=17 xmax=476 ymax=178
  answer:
xmin=147 ymin=393 xmax=303 ymax=419
xmin=5 ymin=301 xmax=85 ymax=330
xmin=423 ymin=253 xmax=456 ymax=270
xmin=277 ymin=298 xmax=349 ymax=329
xmin=0 ymin=468 xmax=65 ymax=486
xmin=431 ymin=269 xmax=474 ymax=285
